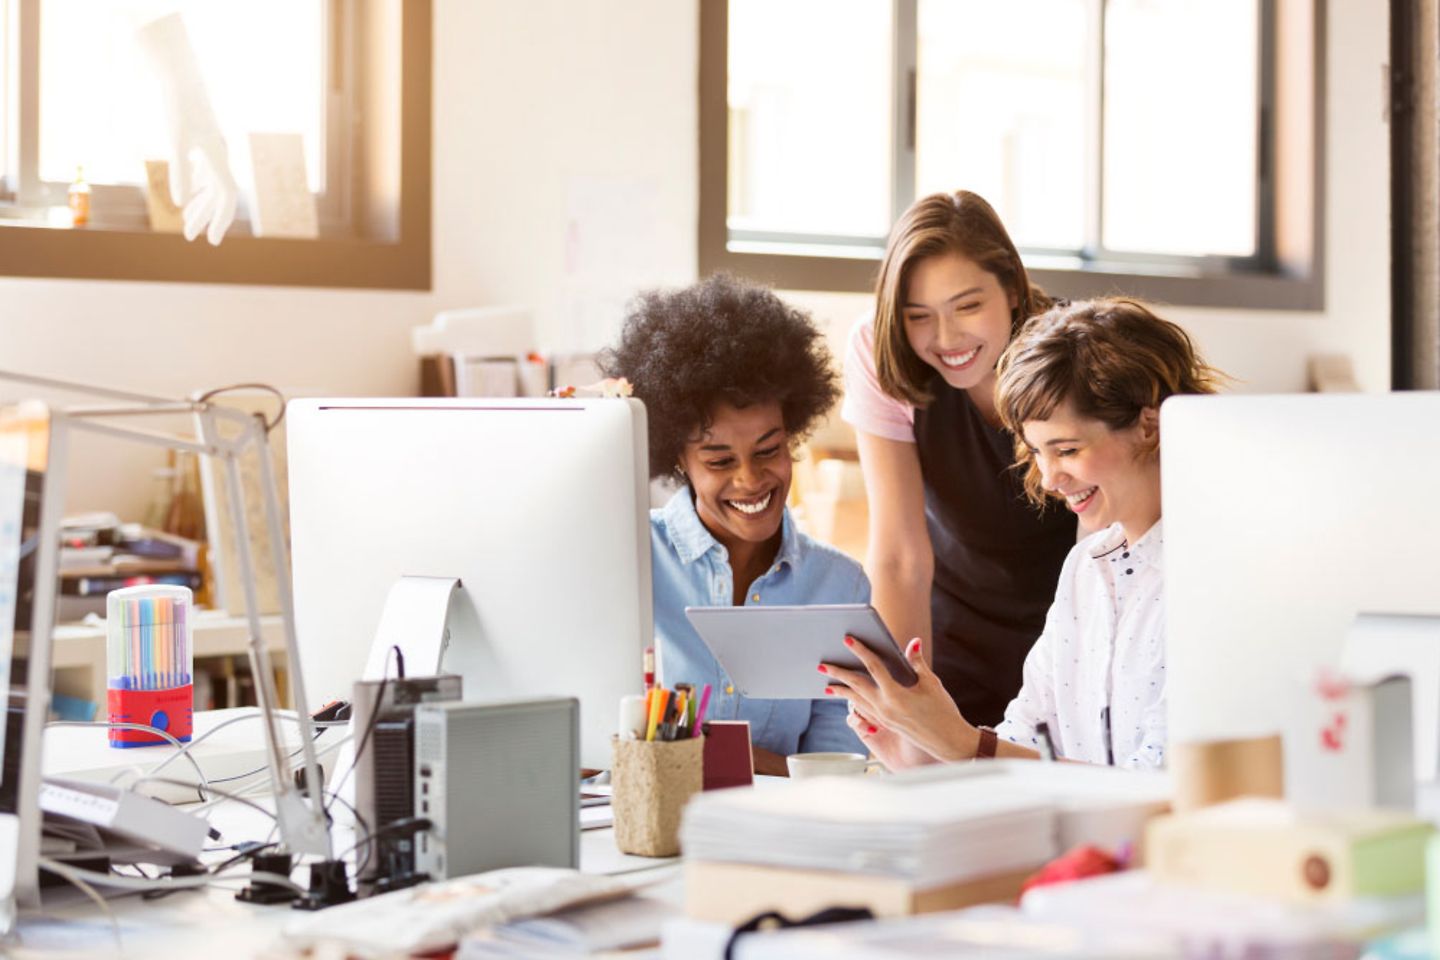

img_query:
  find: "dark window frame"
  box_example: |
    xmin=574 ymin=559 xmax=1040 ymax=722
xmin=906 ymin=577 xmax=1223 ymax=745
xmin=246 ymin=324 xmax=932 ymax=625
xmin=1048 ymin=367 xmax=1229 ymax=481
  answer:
xmin=699 ymin=0 xmax=1324 ymax=311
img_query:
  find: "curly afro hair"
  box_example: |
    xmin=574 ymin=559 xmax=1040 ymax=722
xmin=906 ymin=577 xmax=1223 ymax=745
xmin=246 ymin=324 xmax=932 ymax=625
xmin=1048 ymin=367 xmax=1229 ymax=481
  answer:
xmin=600 ymin=273 xmax=841 ymax=480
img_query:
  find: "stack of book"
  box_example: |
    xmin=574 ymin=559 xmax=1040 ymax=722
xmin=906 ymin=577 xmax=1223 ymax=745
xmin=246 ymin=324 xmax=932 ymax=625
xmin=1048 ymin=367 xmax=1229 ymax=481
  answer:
xmin=679 ymin=761 xmax=1171 ymax=924
xmin=57 ymin=514 xmax=204 ymax=620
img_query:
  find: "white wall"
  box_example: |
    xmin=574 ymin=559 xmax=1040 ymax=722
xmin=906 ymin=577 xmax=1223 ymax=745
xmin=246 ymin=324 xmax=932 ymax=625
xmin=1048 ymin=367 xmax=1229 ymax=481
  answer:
xmin=0 ymin=0 xmax=698 ymax=518
xmin=0 ymin=0 xmax=1389 ymax=519
xmin=789 ymin=0 xmax=1392 ymax=400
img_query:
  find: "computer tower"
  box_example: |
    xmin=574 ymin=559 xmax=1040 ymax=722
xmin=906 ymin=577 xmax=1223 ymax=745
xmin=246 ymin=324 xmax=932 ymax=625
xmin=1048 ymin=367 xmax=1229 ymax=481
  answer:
xmin=352 ymin=674 xmax=462 ymax=892
xmin=413 ymin=697 xmax=578 ymax=879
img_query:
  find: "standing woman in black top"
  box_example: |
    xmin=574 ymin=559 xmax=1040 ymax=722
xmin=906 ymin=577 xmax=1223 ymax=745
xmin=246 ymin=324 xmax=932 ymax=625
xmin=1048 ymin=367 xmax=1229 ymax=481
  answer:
xmin=840 ymin=190 xmax=1076 ymax=728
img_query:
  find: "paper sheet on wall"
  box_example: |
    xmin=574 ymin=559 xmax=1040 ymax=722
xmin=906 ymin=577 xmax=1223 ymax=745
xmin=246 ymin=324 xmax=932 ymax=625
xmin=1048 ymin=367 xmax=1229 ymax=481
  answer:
xmin=558 ymin=176 xmax=666 ymax=352
xmin=194 ymin=394 xmax=290 ymax=618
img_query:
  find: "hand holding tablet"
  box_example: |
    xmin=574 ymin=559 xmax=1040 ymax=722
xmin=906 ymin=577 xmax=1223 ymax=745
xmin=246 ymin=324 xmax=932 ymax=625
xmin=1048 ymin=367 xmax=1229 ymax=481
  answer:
xmin=683 ymin=603 xmax=918 ymax=700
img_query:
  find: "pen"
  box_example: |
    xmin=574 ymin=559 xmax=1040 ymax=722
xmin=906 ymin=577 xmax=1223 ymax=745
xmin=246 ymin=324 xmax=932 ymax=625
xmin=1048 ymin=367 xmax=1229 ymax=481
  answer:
xmin=673 ymin=690 xmax=688 ymax=739
xmin=647 ymin=689 xmax=669 ymax=742
xmin=643 ymin=646 xmax=655 ymax=692
xmin=1035 ymin=721 xmax=1056 ymax=762
xmin=691 ymin=683 xmax=712 ymax=737
xmin=1101 ymin=706 xmax=1115 ymax=766
xmin=659 ymin=694 xmax=679 ymax=741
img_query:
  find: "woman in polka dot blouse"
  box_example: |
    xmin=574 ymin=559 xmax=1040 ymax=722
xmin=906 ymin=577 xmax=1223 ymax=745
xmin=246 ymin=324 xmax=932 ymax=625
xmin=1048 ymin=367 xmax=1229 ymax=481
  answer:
xmin=821 ymin=298 xmax=1224 ymax=770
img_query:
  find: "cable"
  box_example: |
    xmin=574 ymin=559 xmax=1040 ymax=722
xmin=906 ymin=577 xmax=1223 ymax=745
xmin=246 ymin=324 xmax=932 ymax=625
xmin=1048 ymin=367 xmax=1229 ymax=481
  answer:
xmin=48 ymin=720 xmax=212 ymax=801
xmin=129 ymin=776 xmax=279 ymax=823
xmin=337 ymin=816 xmax=430 ymax=864
xmin=35 ymin=858 xmax=122 ymax=956
xmin=208 ymin=733 xmax=325 ymax=786
xmin=324 ymin=646 xmax=398 ymax=817
xmin=39 ymin=857 xmax=306 ymax=897
xmin=192 ymin=733 xmax=353 ymax=817
xmin=113 ymin=716 xmax=351 ymax=806
xmin=206 ymin=841 xmax=279 ymax=877
xmin=116 ymin=709 xmax=350 ymax=786
xmin=193 ymin=383 xmax=287 ymax=435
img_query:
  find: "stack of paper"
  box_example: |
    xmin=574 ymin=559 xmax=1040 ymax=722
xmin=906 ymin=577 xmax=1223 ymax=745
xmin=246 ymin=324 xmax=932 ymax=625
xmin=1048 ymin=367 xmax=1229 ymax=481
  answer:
xmin=682 ymin=761 xmax=1171 ymax=890
xmin=680 ymin=772 xmax=1058 ymax=887
xmin=459 ymin=896 xmax=677 ymax=958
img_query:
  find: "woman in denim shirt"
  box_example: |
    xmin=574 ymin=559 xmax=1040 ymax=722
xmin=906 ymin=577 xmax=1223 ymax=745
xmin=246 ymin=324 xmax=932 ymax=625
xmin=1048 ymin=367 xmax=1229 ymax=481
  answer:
xmin=603 ymin=274 xmax=869 ymax=775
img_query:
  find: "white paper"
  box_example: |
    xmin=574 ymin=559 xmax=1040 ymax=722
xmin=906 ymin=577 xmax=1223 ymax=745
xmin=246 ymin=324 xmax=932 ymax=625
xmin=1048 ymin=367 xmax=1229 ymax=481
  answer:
xmin=248 ymin=132 xmax=318 ymax=238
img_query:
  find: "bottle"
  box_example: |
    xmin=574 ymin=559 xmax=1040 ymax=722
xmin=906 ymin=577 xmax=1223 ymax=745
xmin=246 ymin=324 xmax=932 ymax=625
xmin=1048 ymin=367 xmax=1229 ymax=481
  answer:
xmin=68 ymin=166 xmax=91 ymax=227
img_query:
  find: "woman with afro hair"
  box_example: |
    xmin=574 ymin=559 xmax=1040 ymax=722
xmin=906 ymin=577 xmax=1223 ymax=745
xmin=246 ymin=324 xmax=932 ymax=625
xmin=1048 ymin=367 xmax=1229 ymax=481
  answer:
xmin=603 ymin=274 xmax=869 ymax=775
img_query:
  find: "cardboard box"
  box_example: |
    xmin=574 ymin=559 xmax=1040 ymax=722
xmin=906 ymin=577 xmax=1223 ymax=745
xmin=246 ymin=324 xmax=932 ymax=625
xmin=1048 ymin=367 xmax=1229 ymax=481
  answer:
xmin=683 ymin=860 xmax=1031 ymax=924
xmin=1146 ymin=798 xmax=1434 ymax=902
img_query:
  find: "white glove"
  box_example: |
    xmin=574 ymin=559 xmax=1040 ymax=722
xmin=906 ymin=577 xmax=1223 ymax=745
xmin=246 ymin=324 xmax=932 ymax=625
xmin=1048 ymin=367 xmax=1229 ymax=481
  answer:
xmin=136 ymin=13 xmax=238 ymax=246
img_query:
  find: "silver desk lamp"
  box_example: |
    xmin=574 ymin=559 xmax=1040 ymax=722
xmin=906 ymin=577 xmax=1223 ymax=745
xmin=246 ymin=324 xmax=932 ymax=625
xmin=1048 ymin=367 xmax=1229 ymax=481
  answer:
xmin=0 ymin=371 xmax=330 ymax=858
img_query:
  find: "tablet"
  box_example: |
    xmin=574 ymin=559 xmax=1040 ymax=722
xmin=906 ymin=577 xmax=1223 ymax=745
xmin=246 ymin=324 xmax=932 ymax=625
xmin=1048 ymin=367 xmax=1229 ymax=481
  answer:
xmin=682 ymin=603 xmax=918 ymax=700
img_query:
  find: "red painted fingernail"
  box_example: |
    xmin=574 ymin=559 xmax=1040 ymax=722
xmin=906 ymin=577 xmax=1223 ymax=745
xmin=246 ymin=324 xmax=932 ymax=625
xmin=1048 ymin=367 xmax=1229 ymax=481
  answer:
xmin=816 ymin=664 xmax=827 ymax=673
xmin=843 ymin=637 xmax=855 ymax=647
xmin=824 ymin=687 xmax=835 ymax=695
xmin=868 ymin=725 xmax=878 ymax=735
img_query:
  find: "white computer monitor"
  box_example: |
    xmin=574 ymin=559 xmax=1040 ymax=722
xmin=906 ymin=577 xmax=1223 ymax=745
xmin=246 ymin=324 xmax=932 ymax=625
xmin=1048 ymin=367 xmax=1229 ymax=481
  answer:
xmin=286 ymin=398 xmax=653 ymax=770
xmin=1162 ymin=393 xmax=1440 ymax=778
xmin=0 ymin=404 xmax=63 ymax=929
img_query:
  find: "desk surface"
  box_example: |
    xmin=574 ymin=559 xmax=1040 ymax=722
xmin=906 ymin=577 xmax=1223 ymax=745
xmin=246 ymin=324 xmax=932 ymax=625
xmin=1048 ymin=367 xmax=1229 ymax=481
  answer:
xmin=12 ymin=822 xmax=681 ymax=959
xmin=18 ymin=710 xmax=680 ymax=959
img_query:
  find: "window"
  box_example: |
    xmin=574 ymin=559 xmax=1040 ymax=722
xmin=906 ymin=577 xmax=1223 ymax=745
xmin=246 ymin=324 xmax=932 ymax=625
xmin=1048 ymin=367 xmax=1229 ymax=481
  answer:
xmin=700 ymin=0 xmax=1322 ymax=310
xmin=0 ymin=0 xmax=431 ymax=289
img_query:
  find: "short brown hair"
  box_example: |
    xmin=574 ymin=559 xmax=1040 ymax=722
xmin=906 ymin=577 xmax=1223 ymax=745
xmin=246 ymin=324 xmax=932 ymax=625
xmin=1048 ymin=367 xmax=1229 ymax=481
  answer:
xmin=995 ymin=298 xmax=1225 ymax=506
xmin=872 ymin=191 xmax=1052 ymax=407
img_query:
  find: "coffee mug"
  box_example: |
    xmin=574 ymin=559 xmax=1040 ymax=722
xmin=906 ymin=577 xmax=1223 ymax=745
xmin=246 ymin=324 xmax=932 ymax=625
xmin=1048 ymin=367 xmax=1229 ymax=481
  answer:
xmin=786 ymin=751 xmax=884 ymax=779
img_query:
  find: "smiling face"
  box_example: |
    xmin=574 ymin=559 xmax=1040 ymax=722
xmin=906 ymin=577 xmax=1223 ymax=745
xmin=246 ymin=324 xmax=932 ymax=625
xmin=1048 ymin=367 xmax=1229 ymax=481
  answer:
xmin=678 ymin=401 xmax=791 ymax=552
xmin=902 ymin=252 xmax=1019 ymax=394
xmin=1022 ymin=400 xmax=1162 ymax=543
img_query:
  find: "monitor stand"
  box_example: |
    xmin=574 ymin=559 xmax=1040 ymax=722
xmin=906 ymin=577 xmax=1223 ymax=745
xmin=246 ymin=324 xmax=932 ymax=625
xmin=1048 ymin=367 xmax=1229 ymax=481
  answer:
xmin=364 ymin=576 xmax=460 ymax=681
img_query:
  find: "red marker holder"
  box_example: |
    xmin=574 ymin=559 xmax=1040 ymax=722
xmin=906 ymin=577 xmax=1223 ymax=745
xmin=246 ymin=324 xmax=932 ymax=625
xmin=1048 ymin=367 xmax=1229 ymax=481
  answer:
xmin=107 ymin=684 xmax=193 ymax=747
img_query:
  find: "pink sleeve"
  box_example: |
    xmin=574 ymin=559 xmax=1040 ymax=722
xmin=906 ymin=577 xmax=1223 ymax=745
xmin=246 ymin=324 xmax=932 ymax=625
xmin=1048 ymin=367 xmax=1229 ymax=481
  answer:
xmin=840 ymin=318 xmax=916 ymax=443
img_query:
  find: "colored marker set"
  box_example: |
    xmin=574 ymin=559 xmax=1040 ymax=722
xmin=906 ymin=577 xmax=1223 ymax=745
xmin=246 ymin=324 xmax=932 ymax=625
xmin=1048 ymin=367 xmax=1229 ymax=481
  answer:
xmin=106 ymin=585 xmax=194 ymax=748
xmin=643 ymin=682 xmax=711 ymax=742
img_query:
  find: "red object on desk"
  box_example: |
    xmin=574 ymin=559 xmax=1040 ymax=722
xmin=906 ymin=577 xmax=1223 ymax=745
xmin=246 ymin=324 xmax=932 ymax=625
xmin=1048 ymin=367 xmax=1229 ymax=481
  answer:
xmin=701 ymin=720 xmax=753 ymax=790
xmin=1020 ymin=844 xmax=1122 ymax=897
xmin=107 ymin=685 xmax=194 ymax=747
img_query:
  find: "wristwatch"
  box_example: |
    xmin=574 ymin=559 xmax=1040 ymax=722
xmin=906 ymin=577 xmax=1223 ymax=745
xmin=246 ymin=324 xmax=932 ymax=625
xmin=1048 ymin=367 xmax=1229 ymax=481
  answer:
xmin=974 ymin=725 xmax=998 ymax=760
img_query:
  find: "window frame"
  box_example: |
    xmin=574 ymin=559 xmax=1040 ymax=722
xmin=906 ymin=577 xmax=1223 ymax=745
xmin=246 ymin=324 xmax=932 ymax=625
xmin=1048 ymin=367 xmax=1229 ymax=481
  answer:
xmin=0 ymin=0 xmax=430 ymax=290
xmin=699 ymin=0 xmax=1324 ymax=311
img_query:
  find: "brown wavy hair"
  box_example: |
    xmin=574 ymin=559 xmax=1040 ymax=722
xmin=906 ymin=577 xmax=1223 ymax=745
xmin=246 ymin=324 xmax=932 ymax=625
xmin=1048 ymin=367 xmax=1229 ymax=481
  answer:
xmin=873 ymin=190 xmax=1052 ymax=406
xmin=995 ymin=298 xmax=1226 ymax=506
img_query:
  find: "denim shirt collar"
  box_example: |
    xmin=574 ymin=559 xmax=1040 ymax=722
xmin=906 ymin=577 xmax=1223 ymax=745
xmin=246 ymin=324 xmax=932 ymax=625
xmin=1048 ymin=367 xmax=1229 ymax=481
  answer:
xmin=659 ymin=487 xmax=802 ymax=571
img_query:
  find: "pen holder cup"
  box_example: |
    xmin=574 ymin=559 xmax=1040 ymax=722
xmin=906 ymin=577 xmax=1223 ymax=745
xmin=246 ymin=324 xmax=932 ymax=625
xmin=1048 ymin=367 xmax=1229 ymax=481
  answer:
xmin=611 ymin=735 xmax=704 ymax=857
xmin=105 ymin=584 xmax=195 ymax=748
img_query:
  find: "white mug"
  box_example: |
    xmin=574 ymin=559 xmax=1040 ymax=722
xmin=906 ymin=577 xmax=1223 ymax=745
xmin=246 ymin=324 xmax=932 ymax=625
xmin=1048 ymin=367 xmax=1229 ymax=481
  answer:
xmin=786 ymin=751 xmax=884 ymax=779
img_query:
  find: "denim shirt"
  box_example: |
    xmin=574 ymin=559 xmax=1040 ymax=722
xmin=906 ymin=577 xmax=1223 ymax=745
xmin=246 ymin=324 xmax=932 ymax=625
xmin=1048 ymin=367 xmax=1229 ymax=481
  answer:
xmin=650 ymin=489 xmax=869 ymax=757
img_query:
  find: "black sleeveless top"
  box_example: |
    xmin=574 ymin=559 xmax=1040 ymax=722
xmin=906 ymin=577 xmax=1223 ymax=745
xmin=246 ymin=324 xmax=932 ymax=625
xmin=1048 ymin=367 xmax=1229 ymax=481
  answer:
xmin=912 ymin=375 xmax=1076 ymax=727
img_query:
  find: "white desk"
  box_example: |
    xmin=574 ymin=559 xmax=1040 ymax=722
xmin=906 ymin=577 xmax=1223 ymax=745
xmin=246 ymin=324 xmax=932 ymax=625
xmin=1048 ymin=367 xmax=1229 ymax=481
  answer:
xmin=17 ymin=713 xmax=681 ymax=959
xmin=12 ymin=820 xmax=681 ymax=959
